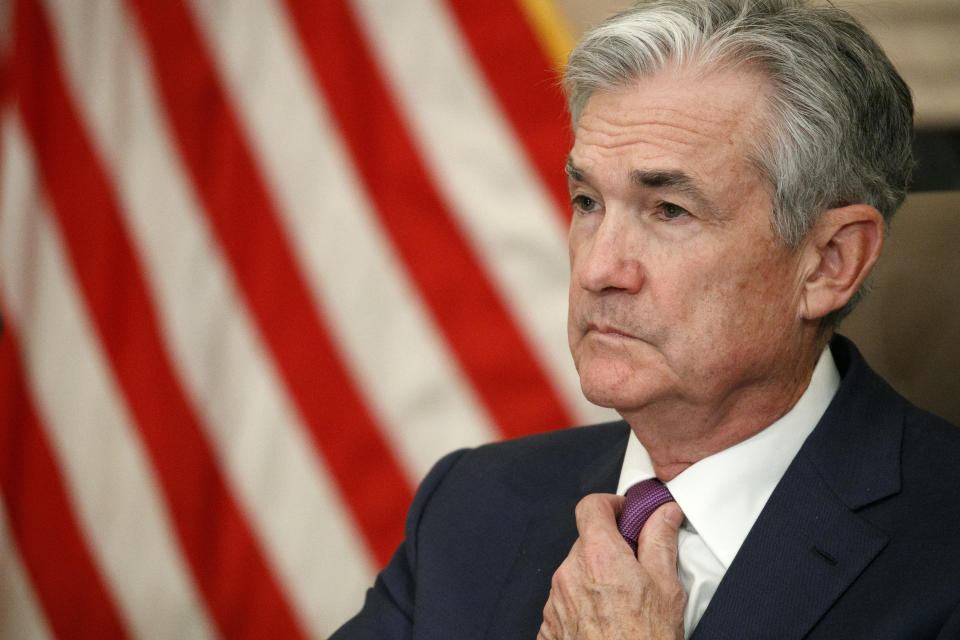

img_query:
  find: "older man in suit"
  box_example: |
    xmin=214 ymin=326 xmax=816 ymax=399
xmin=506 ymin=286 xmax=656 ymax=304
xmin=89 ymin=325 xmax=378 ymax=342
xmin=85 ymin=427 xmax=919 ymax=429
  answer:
xmin=332 ymin=1 xmax=960 ymax=638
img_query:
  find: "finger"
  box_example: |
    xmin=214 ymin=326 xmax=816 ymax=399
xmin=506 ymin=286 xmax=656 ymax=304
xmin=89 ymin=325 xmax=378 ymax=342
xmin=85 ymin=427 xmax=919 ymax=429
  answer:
xmin=636 ymin=502 xmax=684 ymax=585
xmin=544 ymin=540 xmax=581 ymax=627
xmin=573 ymin=493 xmax=626 ymax=542
xmin=537 ymin=598 xmax=558 ymax=640
xmin=572 ymin=496 xmax=638 ymax=586
xmin=542 ymin=554 xmax=582 ymax=640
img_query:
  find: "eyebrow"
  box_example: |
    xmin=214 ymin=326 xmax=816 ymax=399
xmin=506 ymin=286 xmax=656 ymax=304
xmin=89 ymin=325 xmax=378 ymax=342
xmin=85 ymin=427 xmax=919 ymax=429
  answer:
xmin=566 ymin=160 xmax=706 ymax=195
xmin=630 ymin=169 xmax=709 ymax=201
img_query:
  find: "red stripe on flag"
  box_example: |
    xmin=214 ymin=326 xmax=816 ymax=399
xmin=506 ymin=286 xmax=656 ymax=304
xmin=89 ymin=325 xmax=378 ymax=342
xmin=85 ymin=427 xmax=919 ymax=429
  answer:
xmin=283 ymin=0 xmax=575 ymax=439
xmin=122 ymin=0 xmax=413 ymax=566
xmin=444 ymin=0 xmax=573 ymax=221
xmin=11 ymin=2 xmax=309 ymax=637
xmin=0 ymin=325 xmax=129 ymax=639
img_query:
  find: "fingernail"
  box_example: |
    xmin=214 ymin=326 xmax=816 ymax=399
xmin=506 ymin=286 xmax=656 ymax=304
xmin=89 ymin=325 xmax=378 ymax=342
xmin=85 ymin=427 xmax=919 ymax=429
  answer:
xmin=664 ymin=503 xmax=683 ymax=527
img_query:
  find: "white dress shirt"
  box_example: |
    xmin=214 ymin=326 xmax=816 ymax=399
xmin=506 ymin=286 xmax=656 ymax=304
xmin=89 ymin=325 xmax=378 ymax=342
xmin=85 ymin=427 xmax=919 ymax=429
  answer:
xmin=615 ymin=348 xmax=841 ymax=637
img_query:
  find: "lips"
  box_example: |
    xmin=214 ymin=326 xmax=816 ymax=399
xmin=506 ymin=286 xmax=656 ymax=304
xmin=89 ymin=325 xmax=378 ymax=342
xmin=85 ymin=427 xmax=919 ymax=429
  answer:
xmin=586 ymin=323 xmax=637 ymax=339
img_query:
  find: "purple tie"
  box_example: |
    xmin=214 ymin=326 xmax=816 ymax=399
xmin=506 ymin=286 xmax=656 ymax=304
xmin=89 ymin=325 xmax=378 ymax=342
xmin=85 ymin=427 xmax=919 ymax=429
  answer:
xmin=617 ymin=479 xmax=675 ymax=553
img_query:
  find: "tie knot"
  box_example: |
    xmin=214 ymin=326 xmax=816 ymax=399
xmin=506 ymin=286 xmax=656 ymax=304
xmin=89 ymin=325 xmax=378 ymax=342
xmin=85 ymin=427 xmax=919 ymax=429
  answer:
xmin=617 ymin=479 xmax=675 ymax=553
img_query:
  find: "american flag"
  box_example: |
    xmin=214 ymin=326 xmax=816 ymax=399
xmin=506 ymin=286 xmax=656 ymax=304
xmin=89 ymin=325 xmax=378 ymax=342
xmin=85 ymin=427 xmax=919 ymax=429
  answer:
xmin=0 ymin=0 xmax=616 ymax=636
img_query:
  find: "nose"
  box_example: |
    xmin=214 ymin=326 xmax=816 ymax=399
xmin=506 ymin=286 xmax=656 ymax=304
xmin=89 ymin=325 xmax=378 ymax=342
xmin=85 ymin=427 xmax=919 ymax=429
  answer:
xmin=574 ymin=213 xmax=644 ymax=294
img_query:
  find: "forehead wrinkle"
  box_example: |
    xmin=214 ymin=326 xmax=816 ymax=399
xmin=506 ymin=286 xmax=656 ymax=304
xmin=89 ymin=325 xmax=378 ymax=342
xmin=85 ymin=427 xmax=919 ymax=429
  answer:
xmin=599 ymin=108 xmax=740 ymax=133
xmin=578 ymin=93 xmax=751 ymax=153
xmin=584 ymin=117 xmax=733 ymax=150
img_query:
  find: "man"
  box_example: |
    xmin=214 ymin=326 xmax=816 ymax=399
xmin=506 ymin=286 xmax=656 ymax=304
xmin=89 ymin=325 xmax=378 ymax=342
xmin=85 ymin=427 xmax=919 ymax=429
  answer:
xmin=333 ymin=1 xmax=960 ymax=638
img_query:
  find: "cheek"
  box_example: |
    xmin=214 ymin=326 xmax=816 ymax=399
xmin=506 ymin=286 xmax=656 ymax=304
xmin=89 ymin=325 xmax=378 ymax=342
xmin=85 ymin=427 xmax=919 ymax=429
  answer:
xmin=703 ymin=255 xmax=799 ymax=343
xmin=679 ymin=243 xmax=789 ymax=325
xmin=567 ymin=295 xmax=580 ymax=351
xmin=567 ymin=281 xmax=592 ymax=361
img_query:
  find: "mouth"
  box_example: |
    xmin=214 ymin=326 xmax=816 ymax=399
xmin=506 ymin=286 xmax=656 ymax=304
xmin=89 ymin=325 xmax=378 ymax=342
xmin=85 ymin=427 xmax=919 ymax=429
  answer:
xmin=586 ymin=323 xmax=637 ymax=340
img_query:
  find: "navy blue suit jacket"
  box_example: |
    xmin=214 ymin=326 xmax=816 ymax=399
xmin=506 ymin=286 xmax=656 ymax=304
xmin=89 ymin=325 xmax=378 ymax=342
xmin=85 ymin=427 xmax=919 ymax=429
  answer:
xmin=333 ymin=337 xmax=960 ymax=638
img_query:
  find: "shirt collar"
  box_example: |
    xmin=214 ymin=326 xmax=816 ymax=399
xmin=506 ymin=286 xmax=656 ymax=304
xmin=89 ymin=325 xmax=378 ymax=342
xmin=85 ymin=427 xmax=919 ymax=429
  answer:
xmin=615 ymin=346 xmax=841 ymax=568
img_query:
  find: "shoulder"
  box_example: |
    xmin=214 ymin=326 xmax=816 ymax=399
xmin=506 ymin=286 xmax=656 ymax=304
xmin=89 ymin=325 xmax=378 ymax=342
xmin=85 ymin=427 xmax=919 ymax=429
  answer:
xmin=816 ymin=336 xmax=960 ymax=520
xmin=832 ymin=333 xmax=960 ymax=467
xmin=831 ymin=336 xmax=960 ymax=536
xmin=899 ymin=403 xmax=960 ymax=493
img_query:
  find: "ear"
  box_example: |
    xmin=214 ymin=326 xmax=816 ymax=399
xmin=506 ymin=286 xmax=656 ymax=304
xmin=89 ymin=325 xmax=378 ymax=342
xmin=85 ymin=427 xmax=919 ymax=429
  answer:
xmin=799 ymin=204 xmax=885 ymax=321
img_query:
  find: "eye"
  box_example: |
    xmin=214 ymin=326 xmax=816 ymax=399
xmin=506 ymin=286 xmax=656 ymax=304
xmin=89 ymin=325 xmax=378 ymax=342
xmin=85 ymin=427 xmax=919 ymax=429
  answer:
xmin=658 ymin=202 xmax=690 ymax=220
xmin=571 ymin=194 xmax=600 ymax=215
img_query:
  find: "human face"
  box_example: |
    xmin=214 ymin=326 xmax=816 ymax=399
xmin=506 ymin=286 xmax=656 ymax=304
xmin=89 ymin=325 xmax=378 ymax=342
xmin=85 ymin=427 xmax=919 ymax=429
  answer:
xmin=567 ymin=67 xmax=810 ymax=420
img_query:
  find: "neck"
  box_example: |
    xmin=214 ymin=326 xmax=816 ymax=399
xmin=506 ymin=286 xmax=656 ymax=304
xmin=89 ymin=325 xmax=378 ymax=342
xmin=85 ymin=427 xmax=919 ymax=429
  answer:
xmin=624 ymin=340 xmax=828 ymax=482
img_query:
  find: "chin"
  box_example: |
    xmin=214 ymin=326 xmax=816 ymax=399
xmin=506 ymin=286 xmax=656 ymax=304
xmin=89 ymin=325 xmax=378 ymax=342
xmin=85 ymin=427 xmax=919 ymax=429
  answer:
xmin=576 ymin=357 xmax=660 ymax=412
xmin=581 ymin=385 xmax=647 ymax=412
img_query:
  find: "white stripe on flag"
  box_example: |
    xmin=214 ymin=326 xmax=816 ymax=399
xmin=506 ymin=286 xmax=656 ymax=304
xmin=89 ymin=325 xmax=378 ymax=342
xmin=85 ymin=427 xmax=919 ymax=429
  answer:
xmin=351 ymin=0 xmax=615 ymax=426
xmin=186 ymin=0 xmax=499 ymax=481
xmin=0 ymin=503 xmax=54 ymax=640
xmin=40 ymin=0 xmax=375 ymax=635
xmin=0 ymin=112 xmax=217 ymax=640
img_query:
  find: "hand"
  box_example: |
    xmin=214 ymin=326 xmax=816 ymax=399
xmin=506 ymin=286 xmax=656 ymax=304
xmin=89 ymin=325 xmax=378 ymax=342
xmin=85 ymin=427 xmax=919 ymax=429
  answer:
xmin=537 ymin=493 xmax=685 ymax=640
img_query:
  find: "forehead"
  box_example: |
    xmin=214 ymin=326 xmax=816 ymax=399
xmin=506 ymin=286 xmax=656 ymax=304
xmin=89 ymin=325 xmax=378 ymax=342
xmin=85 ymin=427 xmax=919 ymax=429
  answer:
xmin=571 ymin=66 xmax=771 ymax=184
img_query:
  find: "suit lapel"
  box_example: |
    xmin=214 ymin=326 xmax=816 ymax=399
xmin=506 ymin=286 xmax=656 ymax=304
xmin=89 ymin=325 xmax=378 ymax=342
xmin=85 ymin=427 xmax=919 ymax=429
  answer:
xmin=692 ymin=337 xmax=904 ymax=639
xmin=484 ymin=423 xmax=629 ymax=638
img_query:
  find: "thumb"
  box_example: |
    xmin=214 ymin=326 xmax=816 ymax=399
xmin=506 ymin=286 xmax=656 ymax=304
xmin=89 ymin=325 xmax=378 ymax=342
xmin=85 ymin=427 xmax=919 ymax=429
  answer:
xmin=636 ymin=502 xmax=684 ymax=585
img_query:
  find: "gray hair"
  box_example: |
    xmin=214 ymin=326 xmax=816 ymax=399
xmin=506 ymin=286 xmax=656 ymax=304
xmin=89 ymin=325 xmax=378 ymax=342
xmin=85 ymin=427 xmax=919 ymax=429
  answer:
xmin=564 ymin=0 xmax=914 ymax=323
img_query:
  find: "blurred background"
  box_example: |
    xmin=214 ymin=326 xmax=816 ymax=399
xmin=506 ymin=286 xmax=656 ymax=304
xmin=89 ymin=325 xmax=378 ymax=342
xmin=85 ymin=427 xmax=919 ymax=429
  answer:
xmin=0 ymin=0 xmax=956 ymax=638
